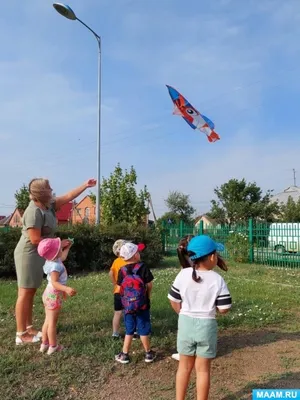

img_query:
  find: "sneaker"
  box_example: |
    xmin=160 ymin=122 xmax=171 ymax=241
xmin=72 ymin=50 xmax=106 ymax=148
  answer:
xmin=145 ymin=350 xmax=156 ymax=363
xmin=47 ymin=345 xmax=64 ymax=355
xmin=115 ymin=352 xmax=130 ymax=364
xmin=171 ymin=353 xmax=180 ymax=361
xmin=133 ymin=333 xmax=140 ymax=340
xmin=39 ymin=343 xmax=49 ymax=353
xmin=112 ymin=333 xmax=120 ymax=339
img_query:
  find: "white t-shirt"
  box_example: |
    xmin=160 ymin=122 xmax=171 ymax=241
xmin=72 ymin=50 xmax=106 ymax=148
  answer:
xmin=43 ymin=259 xmax=68 ymax=288
xmin=168 ymin=267 xmax=232 ymax=319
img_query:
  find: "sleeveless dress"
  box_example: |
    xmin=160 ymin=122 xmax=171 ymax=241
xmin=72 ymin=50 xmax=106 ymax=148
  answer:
xmin=14 ymin=201 xmax=57 ymax=288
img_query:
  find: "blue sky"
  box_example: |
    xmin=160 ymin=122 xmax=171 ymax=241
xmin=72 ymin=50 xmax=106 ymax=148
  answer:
xmin=1 ymin=0 xmax=300 ymax=218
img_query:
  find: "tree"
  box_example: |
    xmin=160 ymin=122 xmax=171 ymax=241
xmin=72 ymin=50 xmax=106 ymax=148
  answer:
xmin=207 ymin=178 xmax=280 ymax=224
xmin=92 ymin=164 xmax=149 ymax=225
xmin=281 ymin=196 xmax=300 ymax=222
xmin=159 ymin=191 xmax=195 ymax=224
xmin=15 ymin=184 xmax=30 ymax=211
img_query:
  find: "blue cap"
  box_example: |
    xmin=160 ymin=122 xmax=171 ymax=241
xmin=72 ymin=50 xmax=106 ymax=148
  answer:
xmin=187 ymin=235 xmax=224 ymax=260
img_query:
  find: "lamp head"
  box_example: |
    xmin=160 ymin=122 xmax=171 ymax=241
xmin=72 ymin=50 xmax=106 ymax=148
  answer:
xmin=53 ymin=3 xmax=77 ymax=20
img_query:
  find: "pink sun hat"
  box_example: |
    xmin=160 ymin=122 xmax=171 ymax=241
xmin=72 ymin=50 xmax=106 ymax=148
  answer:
xmin=37 ymin=238 xmax=61 ymax=261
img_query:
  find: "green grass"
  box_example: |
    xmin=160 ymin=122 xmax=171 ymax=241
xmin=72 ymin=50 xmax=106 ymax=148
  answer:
xmin=1 ymin=257 xmax=300 ymax=399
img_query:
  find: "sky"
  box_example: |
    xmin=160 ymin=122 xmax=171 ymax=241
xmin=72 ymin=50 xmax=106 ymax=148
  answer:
xmin=1 ymin=0 xmax=300 ymax=219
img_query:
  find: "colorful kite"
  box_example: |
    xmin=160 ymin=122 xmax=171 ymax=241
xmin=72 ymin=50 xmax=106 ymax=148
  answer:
xmin=166 ymin=85 xmax=220 ymax=143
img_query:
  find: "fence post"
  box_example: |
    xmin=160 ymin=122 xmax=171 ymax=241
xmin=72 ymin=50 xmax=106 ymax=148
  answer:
xmin=248 ymin=218 xmax=254 ymax=263
xmin=161 ymin=221 xmax=166 ymax=254
xmin=179 ymin=220 xmax=183 ymax=238
xmin=199 ymin=220 xmax=204 ymax=235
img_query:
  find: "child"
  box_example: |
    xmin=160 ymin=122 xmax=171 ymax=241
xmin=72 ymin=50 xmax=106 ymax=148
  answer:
xmin=171 ymin=235 xmax=194 ymax=361
xmin=172 ymin=234 xmax=228 ymax=361
xmin=37 ymin=238 xmax=77 ymax=355
xmin=168 ymin=235 xmax=232 ymax=400
xmin=109 ymin=240 xmax=146 ymax=338
xmin=109 ymin=239 xmax=128 ymax=338
xmin=115 ymin=242 xmax=155 ymax=364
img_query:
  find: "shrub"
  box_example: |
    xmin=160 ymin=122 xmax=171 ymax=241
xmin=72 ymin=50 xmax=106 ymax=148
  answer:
xmin=0 ymin=223 xmax=163 ymax=278
xmin=226 ymin=232 xmax=250 ymax=263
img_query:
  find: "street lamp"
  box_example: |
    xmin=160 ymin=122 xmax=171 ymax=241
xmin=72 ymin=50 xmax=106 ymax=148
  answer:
xmin=53 ymin=3 xmax=102 ymax=224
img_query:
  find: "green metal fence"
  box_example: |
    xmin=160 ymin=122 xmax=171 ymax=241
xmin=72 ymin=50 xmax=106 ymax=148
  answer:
xmin=162 ymin=220 xmax=300 ymax=268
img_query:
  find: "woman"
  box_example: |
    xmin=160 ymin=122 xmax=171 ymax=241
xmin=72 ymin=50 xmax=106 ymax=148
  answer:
xmin=14 ymin=177 xmax=96 ymax=345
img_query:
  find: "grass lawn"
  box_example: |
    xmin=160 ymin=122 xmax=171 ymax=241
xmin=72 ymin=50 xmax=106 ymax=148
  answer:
xmin=1 ymin=257 xmax=300 ymax=400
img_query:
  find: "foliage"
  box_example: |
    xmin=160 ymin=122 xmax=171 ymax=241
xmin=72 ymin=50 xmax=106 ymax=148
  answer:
xmin=280 ymin=196 xmax=300 ymax=222
xmin=226 ymin=232 xmax=250 ymax=263
xmin=0 ymin=228 xmax=22 ymax=275
xmin=158 ymin=191 xmax=196 ymax=225
xmin=15 ymin=184 xmax=30 ymax=211
xmin=0 ymin=223 xmax=163 ymax=278
xmin=91 ymin=164 xmax=149 ymax=225
xmin=156 ymin=211 xmax=182 ymax=226
xmin=207 ymin=178 xmax=280 ymax=224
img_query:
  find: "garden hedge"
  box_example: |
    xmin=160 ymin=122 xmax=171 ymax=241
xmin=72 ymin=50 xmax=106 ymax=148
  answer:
xmin=0 ymin=223 xmax=164 ymax=278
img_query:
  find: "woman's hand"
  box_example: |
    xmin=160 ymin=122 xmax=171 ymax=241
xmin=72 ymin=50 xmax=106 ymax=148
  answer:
xmin=85 ymin=179 xmax=97 ymax=188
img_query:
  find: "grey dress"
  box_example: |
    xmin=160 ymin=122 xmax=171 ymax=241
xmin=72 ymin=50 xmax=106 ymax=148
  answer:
xmin=14 ymin=201 xmax=57 ymax=288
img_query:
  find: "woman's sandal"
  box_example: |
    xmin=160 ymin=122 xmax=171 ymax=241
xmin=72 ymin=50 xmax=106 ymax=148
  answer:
xmin=16 ymin=330 xmax=40 ymax=345
xmin=26 ymin=325 xmax=42 ymax=338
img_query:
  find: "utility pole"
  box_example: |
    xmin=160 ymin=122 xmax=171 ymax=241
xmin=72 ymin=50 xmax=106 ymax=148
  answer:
xmin=293 ymin=168 xmax=297 ymax=186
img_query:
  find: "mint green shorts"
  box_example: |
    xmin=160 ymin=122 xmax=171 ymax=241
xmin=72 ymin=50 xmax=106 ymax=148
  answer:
xmin=177 ymin=314 xmax=218 ymax=358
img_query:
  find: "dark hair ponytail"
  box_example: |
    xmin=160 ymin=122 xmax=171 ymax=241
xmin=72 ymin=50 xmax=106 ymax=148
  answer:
xmin=192 ymin=264 xmax=201 ymax=283
xmin=187 ymin=250 xmax=202 ymax=283
xmin=189 ymin=250 xmax=217 ymax=283
xmin=177 ymin=235 xmax=194 ymax=269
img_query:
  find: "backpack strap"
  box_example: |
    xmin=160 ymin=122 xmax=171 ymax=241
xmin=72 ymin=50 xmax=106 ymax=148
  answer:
xmin=132 ymin=262 xmax=143 ymax=274
xmin=120 ymin=266 xmax=128 ymax=278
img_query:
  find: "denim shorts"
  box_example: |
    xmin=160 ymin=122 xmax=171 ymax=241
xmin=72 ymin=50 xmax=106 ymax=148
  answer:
xmin=124 ymin=309 xmax=151 ymax=336
xmin=177 ymin=314 xmax=218 ymax=358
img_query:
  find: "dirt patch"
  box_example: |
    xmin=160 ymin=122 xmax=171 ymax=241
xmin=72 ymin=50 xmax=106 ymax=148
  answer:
xmin=76 ymin=328 xmax=300 ymax=400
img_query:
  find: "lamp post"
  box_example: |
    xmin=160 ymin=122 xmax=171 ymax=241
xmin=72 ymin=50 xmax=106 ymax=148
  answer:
xmin=53 ymin=3 xmax=101 ymax=224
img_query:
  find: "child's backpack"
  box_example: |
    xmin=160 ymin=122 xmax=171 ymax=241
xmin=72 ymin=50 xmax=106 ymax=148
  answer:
xmin=119 ymin=263 xmax=147 ymax=314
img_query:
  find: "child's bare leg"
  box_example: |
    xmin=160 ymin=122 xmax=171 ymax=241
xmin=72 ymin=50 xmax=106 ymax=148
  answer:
xmin=112 ymin=311 xmax=122 ymax=334
xmin=195 ymin=357 xmax=212 ymax=400
xmin=42 ymin=312 xmax=49 ymax=344
xmin=122 ymin=335 xmax=133 ymax=353
xmin=140 ymin=335 xmax=151 ymax=352
xmin=176 ymin=355 xmax=195 ymax=400
xmin=47 ymin=309 xmax=60 ymax=346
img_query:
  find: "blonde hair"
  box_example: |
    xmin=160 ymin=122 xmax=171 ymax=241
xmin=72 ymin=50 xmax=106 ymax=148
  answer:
xmin=29 ymin=178 xmax=53 ymax=206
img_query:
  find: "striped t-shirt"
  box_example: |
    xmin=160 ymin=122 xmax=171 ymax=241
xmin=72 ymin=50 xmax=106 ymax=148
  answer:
xmin=168 ymin=267 xmax=232 ymax=319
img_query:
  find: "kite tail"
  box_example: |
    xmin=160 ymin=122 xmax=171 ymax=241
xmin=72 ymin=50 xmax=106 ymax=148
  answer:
xmin=207 ymin=131 xmax=220 ymax=143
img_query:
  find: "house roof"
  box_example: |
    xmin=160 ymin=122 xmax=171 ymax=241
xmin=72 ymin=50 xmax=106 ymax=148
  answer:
xmin=74 ymin=195 xmax=94 ymax=209
xmin=56 ymin=202 xmax=73 ymax=221
xmin=271 ymin=186 xmax=300 ymax=204
xmin=0 ymin=215 xmax=11 ymax=226
xmin=194 ymin=214 xmax=217 ymax=225
xmin=9 ymin=208 xmax=24 ymax=219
